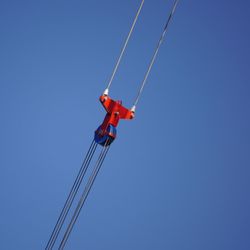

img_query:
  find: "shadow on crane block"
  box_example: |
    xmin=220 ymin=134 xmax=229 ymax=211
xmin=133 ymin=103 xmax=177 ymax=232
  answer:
xmin=94 ymin=124 xmax=116 ymax=146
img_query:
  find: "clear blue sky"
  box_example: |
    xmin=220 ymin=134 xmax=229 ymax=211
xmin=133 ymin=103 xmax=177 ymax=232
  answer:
xmin=0 ymin=0 xmax=250 ymax=249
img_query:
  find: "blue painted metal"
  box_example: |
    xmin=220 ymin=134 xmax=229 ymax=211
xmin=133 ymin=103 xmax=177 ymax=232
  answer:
xmin=94 ymin=124 xmax=117 ymax=146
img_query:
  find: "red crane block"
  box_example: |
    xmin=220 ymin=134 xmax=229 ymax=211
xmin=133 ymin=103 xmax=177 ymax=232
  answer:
xmin=94 ymin=95 xmax=134 ymax=146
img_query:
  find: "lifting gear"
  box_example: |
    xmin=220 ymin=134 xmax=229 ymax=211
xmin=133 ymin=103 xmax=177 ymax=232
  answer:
xmin=45 ymin=0 xmax=179 ymax=249
xmin=94 ymin=94 xmax=134 ymax=146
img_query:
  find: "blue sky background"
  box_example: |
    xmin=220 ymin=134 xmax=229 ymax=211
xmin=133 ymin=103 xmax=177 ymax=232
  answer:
xmin=0 ymin=0 xmax=250 ymax=249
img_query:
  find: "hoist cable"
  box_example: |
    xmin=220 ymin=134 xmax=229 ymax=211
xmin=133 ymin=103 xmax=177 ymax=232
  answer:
xmin=58 ymin=142 xmax=110 ymax=249
xmin=132 ymin=0 xmax=179 ymax=108
xmin=46 ymin=140 xmax=97 ymax=250
xmin=106 ymin=0 xmax=144 ymax=92
xmin=59 ymin=141 xmax=111 ymax=249
xmin=45 ymin=140 xmax=97 ymax=249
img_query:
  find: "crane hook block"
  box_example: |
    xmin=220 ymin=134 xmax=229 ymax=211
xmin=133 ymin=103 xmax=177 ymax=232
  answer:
xmin=94 ymin=94 xmax=134 ymax=146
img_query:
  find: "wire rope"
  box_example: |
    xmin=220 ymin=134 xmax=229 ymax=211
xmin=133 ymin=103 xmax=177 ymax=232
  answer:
xmin=105 ymin=0 xmax=145 ymax=93
xmin=132 ymin=0 xmax=179 ymax=108
xmin=58 ymin=141 xmax=111 ymax=249
xmin=45 ymin=140 xmax=97 ymax=249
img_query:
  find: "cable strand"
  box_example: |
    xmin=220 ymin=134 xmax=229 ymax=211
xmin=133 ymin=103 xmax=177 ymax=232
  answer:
xmin=59 ymin=141 xmax=111 ymax=249
xmin=45 ymin=140 xmax=97 ymax=249
xmin=106 ymin=0 xmax=145 ymax=92
xmin=133 ymin=0 xmax=179 ymax=108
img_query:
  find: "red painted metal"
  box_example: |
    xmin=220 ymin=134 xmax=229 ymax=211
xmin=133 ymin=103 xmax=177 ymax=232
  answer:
xmin=99 ymin=95 xmax=134 ymax=131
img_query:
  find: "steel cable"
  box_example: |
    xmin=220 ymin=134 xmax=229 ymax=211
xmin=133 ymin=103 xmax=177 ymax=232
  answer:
xmin=59 ymin=141 xmax=111 ymax=249
xmin=45 ymin=140 xmax=97 ymax=249
xmin=133 ymin=0 xmax=179 ymax=108
xmin=106 ymin=0 xmax=144 ymax=92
